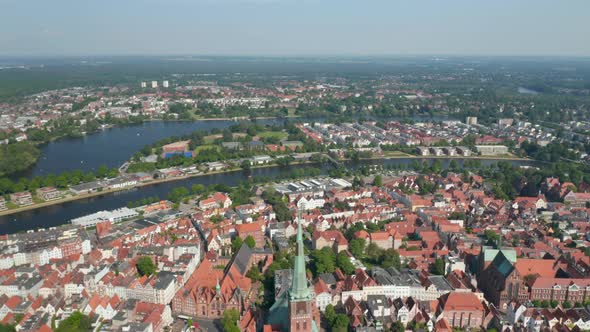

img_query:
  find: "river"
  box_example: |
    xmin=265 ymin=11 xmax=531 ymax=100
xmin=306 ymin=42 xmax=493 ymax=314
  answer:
xmin=2 ymin=116 xmax=527 ymax=235
xmin=0 ymin=158 xmax=534 ymax=235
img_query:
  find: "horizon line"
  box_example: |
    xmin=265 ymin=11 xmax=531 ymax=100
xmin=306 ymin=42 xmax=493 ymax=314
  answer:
xmin=1 ymin=53 xmax=590 ymax=59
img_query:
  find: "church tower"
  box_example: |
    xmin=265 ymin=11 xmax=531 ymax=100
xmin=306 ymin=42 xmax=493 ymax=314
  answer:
xmin=288 ymin=211 xmax=315 ymax=332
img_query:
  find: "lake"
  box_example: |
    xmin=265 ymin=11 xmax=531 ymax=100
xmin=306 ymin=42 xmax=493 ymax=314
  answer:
xmin=22 ymin=119 xmax=289 ymax=177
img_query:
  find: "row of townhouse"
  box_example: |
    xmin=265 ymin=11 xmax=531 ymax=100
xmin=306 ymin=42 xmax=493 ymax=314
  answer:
xmin=0 ymin=238 xmax=92 ymax=268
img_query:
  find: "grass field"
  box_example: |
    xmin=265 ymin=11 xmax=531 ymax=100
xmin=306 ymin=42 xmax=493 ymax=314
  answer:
xmin=258 ymin=131 xmax=288 ymax=140
xmin=383 ymin=151 xmax=412 ymax=157
xmin=194 ymin=144 xmax=220 ymax=152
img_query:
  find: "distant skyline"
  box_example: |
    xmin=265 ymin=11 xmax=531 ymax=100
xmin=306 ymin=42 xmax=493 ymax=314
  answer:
xmin=1 ymin=0 xmax=589 ymax=57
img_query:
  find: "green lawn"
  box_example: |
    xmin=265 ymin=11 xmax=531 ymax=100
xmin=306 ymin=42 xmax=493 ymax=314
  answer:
xmin=383 ymin=151 xmax=412 ymax=157
xmin=195 ymin=144 xmax=220 ymax=152
xmin=258 ymin=131 xmax=288 ymax=140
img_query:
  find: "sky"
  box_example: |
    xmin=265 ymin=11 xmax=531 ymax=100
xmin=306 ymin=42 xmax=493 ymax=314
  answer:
xmin=0 ymin=0 xmax=589 ymax=56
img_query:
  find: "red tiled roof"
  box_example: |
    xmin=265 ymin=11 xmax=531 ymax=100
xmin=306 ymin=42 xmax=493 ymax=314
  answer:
xmin=532 ymin=277 xmax=590 ymax=289
xmin=440 ymin=292 xmax=484 ymax=311
xmin=514 ymin=259 xmax=557 ymax=278
xmin=235 ymin=222 xmax=262 ymax=234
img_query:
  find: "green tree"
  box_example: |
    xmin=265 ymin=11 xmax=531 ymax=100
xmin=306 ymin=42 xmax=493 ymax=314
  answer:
xmin=310 ymin=247 xmax=336 ymax=276
xmin=0 ymin=142 xmax=41 ymax=178
xmin=246 ymin=266 xmax=262 ymax=282
xmin=373 ymin=175 xmax=383 ymax=187
xmin=232 ymin=237 xmax=244 ymax=253
xmin=366 ymin=242 xmax=382 ymax=261
xmin=431 ymin=258 xmax=445 ymax=275
xmin=324 ymin=304 xmax=336 ymax=325
xmin=336 ymin=251 xmax=355 ymax=275
xmin=222 ymin=129 xmax=233 ymax=142
xmin=382 ymin=249 xmax=402 ymax=269
xmin=168 ymin=186 xmax=190 ymax=203
xmin=55 ymin=311 xmax=92 ymax=332
xmin=484 ymin=230 xmax=501 ymax=246
xmin=221 ymin=308 xmax=240 ymax=332
xmin=96 ymin=165 xmax=109 ymax=178
xmin=191 ymin=184 xmax=205 ymax=195
xmin=349 ymin=238 xmax=366 ymax=259
xmin=331 ymin=314 xmax=349 ymax=332
xmin=245 ymin=235 xmax=256 ymax=248
xmin=0 ymin=324 xmax=15 ymax=332
xmin=136 ymin=256 xmax=156 ymax=277
xmin=391 ymin=321 xmax=405 ymax=332
xmin=241 ymin=159 xmax=252 ymax=172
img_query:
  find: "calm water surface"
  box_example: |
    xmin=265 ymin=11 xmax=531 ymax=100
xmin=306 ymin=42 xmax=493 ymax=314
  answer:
xmin=0 ymin=158 xmax=534 ymax=235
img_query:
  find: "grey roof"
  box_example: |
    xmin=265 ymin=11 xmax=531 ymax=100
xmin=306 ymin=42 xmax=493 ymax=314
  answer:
xmin=14 ymin=300 xmax=32 ymax=313
xmin=107 ymin=176 xmax=136 ymax=186
xmin=232 ymin=244 xmax=253 ymax=276
xmin=154 ymin=272 xmax=176 ymax=289
xmin=248 ymin=140 xmax=264 ymax=147
xmin=318 ymin=272 xmax=337 ymax=285
xmin=122 ymin=322 xmax=151 ymax=332
xmin=222 ymin=142 xmax=242 ymax=149
xmin=70 ymin=181 xmax=103 ymax=192
xmin=366 ymin=294 xmax=388 ymax=310
xmin=274 ymin=235 xmax=289 ymax=251
xmin=268 ymin=221 xmax=287 ymax=230
xmin=112 ymin=310 xmax=127 ymax=322
xmin=15 ymin=266 xmax=36 ymax=274
xmin=428 ymin=275 xmax=453 ymax=291
xmin=13 ymin=274 xmax=43 ymax=289
xmin=370 ymin=267 xmax=420 ymax=287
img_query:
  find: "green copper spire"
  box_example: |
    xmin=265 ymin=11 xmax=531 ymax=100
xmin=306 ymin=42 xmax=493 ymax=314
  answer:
xmin=290 ymin=209 xmax=313 ymax=300
xmin=215 ymin=276 xmax=221 ymax=294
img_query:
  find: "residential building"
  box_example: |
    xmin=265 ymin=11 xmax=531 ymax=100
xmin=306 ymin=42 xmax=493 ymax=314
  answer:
xmin=10 ymin=192 xmax=33 ymax=206
xmin=37 ymin=187 xmax=61 ymax=201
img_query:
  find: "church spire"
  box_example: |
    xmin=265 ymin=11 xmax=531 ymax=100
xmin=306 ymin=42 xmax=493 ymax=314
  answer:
xmin=215 ymin=276 xmax=221 ymax=294
xmin=290 ymin=208 xmax=312 ymax=300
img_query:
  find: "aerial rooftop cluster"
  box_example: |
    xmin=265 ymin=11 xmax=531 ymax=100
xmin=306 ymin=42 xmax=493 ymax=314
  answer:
xmin=0 ymin=167 xmax=589 ymax=331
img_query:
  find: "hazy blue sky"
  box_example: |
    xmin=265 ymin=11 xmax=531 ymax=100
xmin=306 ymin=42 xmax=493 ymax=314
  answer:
xmin=0 ymin=0 xmax=588 ymax=56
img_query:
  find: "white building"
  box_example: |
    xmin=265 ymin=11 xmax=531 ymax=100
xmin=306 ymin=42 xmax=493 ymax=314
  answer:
xmin=296 ymin=196 xmax=326 ymax=211
xmin=151 ymin=81 xmax=158 ymax=88
xmin=71 ymin=207 xmax=139 ymax=227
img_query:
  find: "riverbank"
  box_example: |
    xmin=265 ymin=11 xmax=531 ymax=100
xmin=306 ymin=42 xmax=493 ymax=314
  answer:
xmin=0 ymin=161 xmax=315 ymax=218
xmin=0 ymin=170 xmax=231 ymax=217
xmin=344 ymin=153 xmax=531 ymax=162
xmin=0 ymin=154 xmax=533 ymax=218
